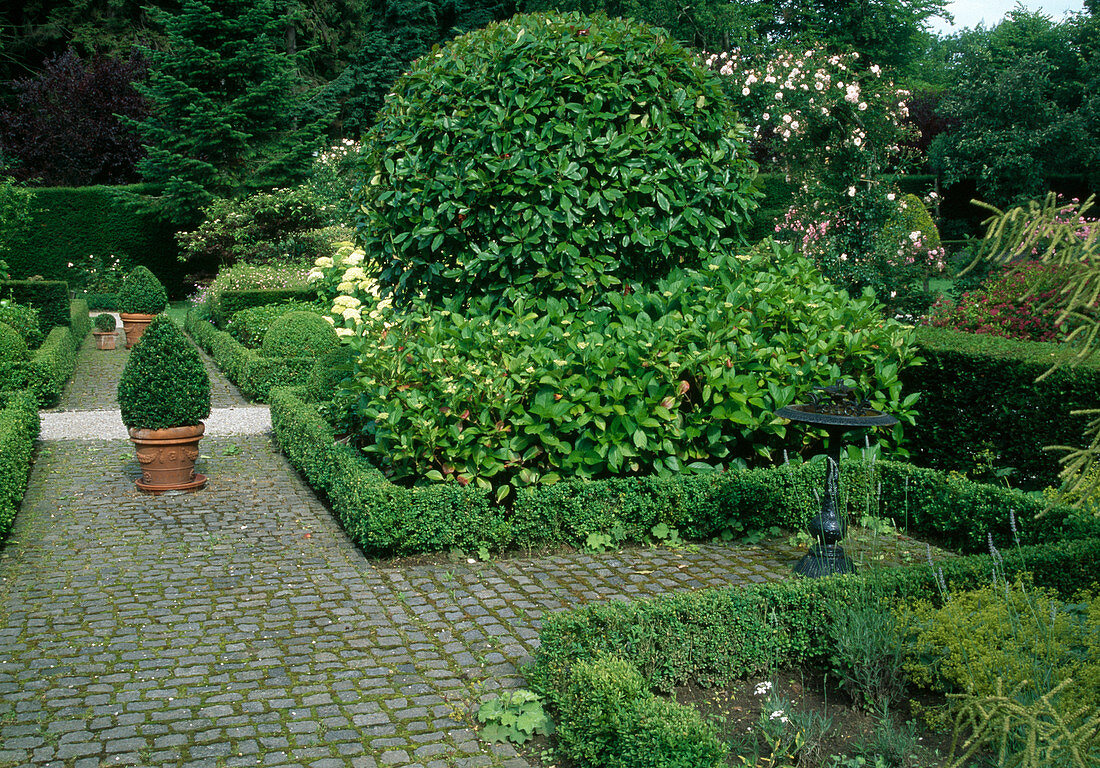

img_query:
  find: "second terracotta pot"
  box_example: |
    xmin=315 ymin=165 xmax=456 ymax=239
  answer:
xmin=119 ymin=312 xmax=157 ymax=349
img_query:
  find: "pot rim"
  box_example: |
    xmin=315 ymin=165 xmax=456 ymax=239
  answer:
xmin=127 ymin=423 xmax=206 ymax=440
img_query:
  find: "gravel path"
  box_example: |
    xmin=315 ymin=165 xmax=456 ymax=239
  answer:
xmin=0 ymin=325 xmax=940 ymax=767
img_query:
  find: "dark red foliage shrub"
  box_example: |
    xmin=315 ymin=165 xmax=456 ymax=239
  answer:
xmin=926 ymin=262 xmax=1082 ymax=342
xmin=0 ymin=49 xmax=149 ymax=186
xmin=902 ymin=91 xmax=954 ymax=166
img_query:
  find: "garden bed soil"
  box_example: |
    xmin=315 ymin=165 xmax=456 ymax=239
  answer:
xmin=515 ymin=670 xmax=959 ymax=768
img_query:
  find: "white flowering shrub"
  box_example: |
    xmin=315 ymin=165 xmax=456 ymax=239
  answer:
xmin=307 ymin=241 xmax=389 ymax=337
xmin=703 ymin=48 xmax=940 ymax=309
xmin=703 ymin=48 xmax=909 ymax=189
xmin=306 ymin=138 xmax=362 ymax=227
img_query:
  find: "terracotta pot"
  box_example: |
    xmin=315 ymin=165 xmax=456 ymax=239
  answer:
xmin=128 ymin=423 xmax=207 ymax=493
xmin=119 ymin=312 xmax=157 ymax=349
xmin=92 ymin=331 xmax=117 ymax=350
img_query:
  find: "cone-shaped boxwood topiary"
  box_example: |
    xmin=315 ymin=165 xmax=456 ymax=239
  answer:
xmin=118 ymin=316 xmax=211 ymax=429
xmin=0 ymin=322 xmax=29 ymax=362
xmin=352 ymin=11 xmax=759 ymax=307
xmin=261 ymin=311 xmax=341 ymax=359
xmin=118 ymin=266 xmax=169 ymax=315
xmin=94 ymin=313 xmax=117 ymax=332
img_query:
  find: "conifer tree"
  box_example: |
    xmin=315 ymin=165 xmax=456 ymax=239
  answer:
xmin=130 ymin=0 xmax=321 ymax=225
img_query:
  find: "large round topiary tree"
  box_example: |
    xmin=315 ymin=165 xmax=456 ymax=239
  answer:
xmin=352 ymin=11 xmax=760 ymax=307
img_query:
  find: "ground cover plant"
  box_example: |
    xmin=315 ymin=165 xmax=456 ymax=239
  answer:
xmin=927 ymin=262 xmax=1086 ymax=342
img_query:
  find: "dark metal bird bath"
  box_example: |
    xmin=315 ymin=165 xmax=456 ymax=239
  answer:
xmin=776 ymin=384 xmax=898 ymax=578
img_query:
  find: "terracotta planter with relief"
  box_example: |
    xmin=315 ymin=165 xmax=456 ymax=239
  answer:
xmin=119 ymin=312 xmax=157 ymax=349
xmin=128 ymin=423 xmax=207 ymax=493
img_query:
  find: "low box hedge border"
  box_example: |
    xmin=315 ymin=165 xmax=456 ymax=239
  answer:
xmin=185 ymin=307 xmax=320 ymax=402
xmin=212 ymin=288 xmax=319 ymax=328
xmin=0 ymin=300 xmax=91 ymax=407
xmin=528 ymin=535 xmax=1100 ymax=767
xmin=270 ymin=385 xmax=1100 ymax=559
xmin=0 ymin=389 xmax=41 ymax=543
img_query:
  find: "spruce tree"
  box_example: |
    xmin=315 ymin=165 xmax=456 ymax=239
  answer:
xmin=130 ymin=0 xmax=321 ymax=225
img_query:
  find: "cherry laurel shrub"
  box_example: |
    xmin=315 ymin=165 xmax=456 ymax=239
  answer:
xmin=117 ymin=265 xmax=168 ymax=315
xmin=117 ymin=316 xmax=211 ymax=430
xmin=352 ymin=11 xmax=760 ymax=307
xmin=325 ymin=242 xmax=920 ymax=503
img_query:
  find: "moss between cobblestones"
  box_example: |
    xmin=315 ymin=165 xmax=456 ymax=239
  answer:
xmin=270 ymin=385 xmax=1100 ymax=559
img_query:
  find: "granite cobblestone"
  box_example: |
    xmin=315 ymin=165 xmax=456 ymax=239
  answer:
xmin=0 ymin=330 xmax=937 ymax=766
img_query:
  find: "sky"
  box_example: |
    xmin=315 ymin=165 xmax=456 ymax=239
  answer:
xmin=929 ymin=0 xmax=1087 ymax=33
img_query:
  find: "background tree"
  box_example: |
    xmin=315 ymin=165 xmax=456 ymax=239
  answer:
xmin=129 ymin=0 xmax=323 ymax=225
xmin=523 ymin=0 xmax=948 ymax=69
xmin=928 ymin=8 xmax=1097 ymax=206
xmin=312 ymin=0 xmax=515 ymax=137
xmin=0 ymin=49 xmax=149 ymax=186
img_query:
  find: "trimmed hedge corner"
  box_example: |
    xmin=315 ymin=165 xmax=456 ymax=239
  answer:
xmin=185 ymin=307 xmax=321 ymax=402
xmin=0 ymin=300 xmax=90 ymax=407
xmin=269 ymin=385 xmax=1100 ymax=559
xmin=526 ymin=535 xmax=1100 ymax=764
xmin=0 ymin=390 xmax=41 ymax=542
xmin=905 ymin=326 xmax=1100 ymax=490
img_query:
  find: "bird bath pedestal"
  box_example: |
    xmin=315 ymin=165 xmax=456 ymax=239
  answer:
xmin=776 ymin=384 xmax=898 ymax=578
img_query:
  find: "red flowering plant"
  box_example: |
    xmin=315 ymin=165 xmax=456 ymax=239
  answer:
xmin=927 ymin=262 xmax=1083 ymax=342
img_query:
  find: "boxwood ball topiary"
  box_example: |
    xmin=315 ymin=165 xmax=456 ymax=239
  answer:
xmin=261 ymin=311 xmax=342 ymax=360
xmin=118 ymin=316 xmax=211 ymax=430
xmin=94 ymin=313 xmax=117 ymax=332
xmin=352 ymin=11 xmax=759 ymax=307
xmin=118 ymin=266 xmax=169 ymax=315
xmin=0 ymin=322 xmax=29 ymax=363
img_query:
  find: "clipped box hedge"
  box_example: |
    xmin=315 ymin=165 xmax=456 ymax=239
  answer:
xmin=0 ymin=390 xmax=41 ymax=542
xmin=270 ymin=385 xmax=1100 ymax=558
xmin=185 ymin=308 xmax=319 ymax=402
xmin=213 ymin=288 xmax=318 ymax=328
xmin=904 ymin=326 xmax=1100 ymax=491
xmin=0 ymin=300 xmax=90 ymax=407
xmin=0 ymin=280 xmax=71 ymax=331
xmin=528 ymin=535 xmax=1100 ymax=765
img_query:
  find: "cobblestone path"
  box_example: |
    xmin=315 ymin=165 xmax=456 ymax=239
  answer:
xmin=0 ymin=326 xmax=928 ymax=768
